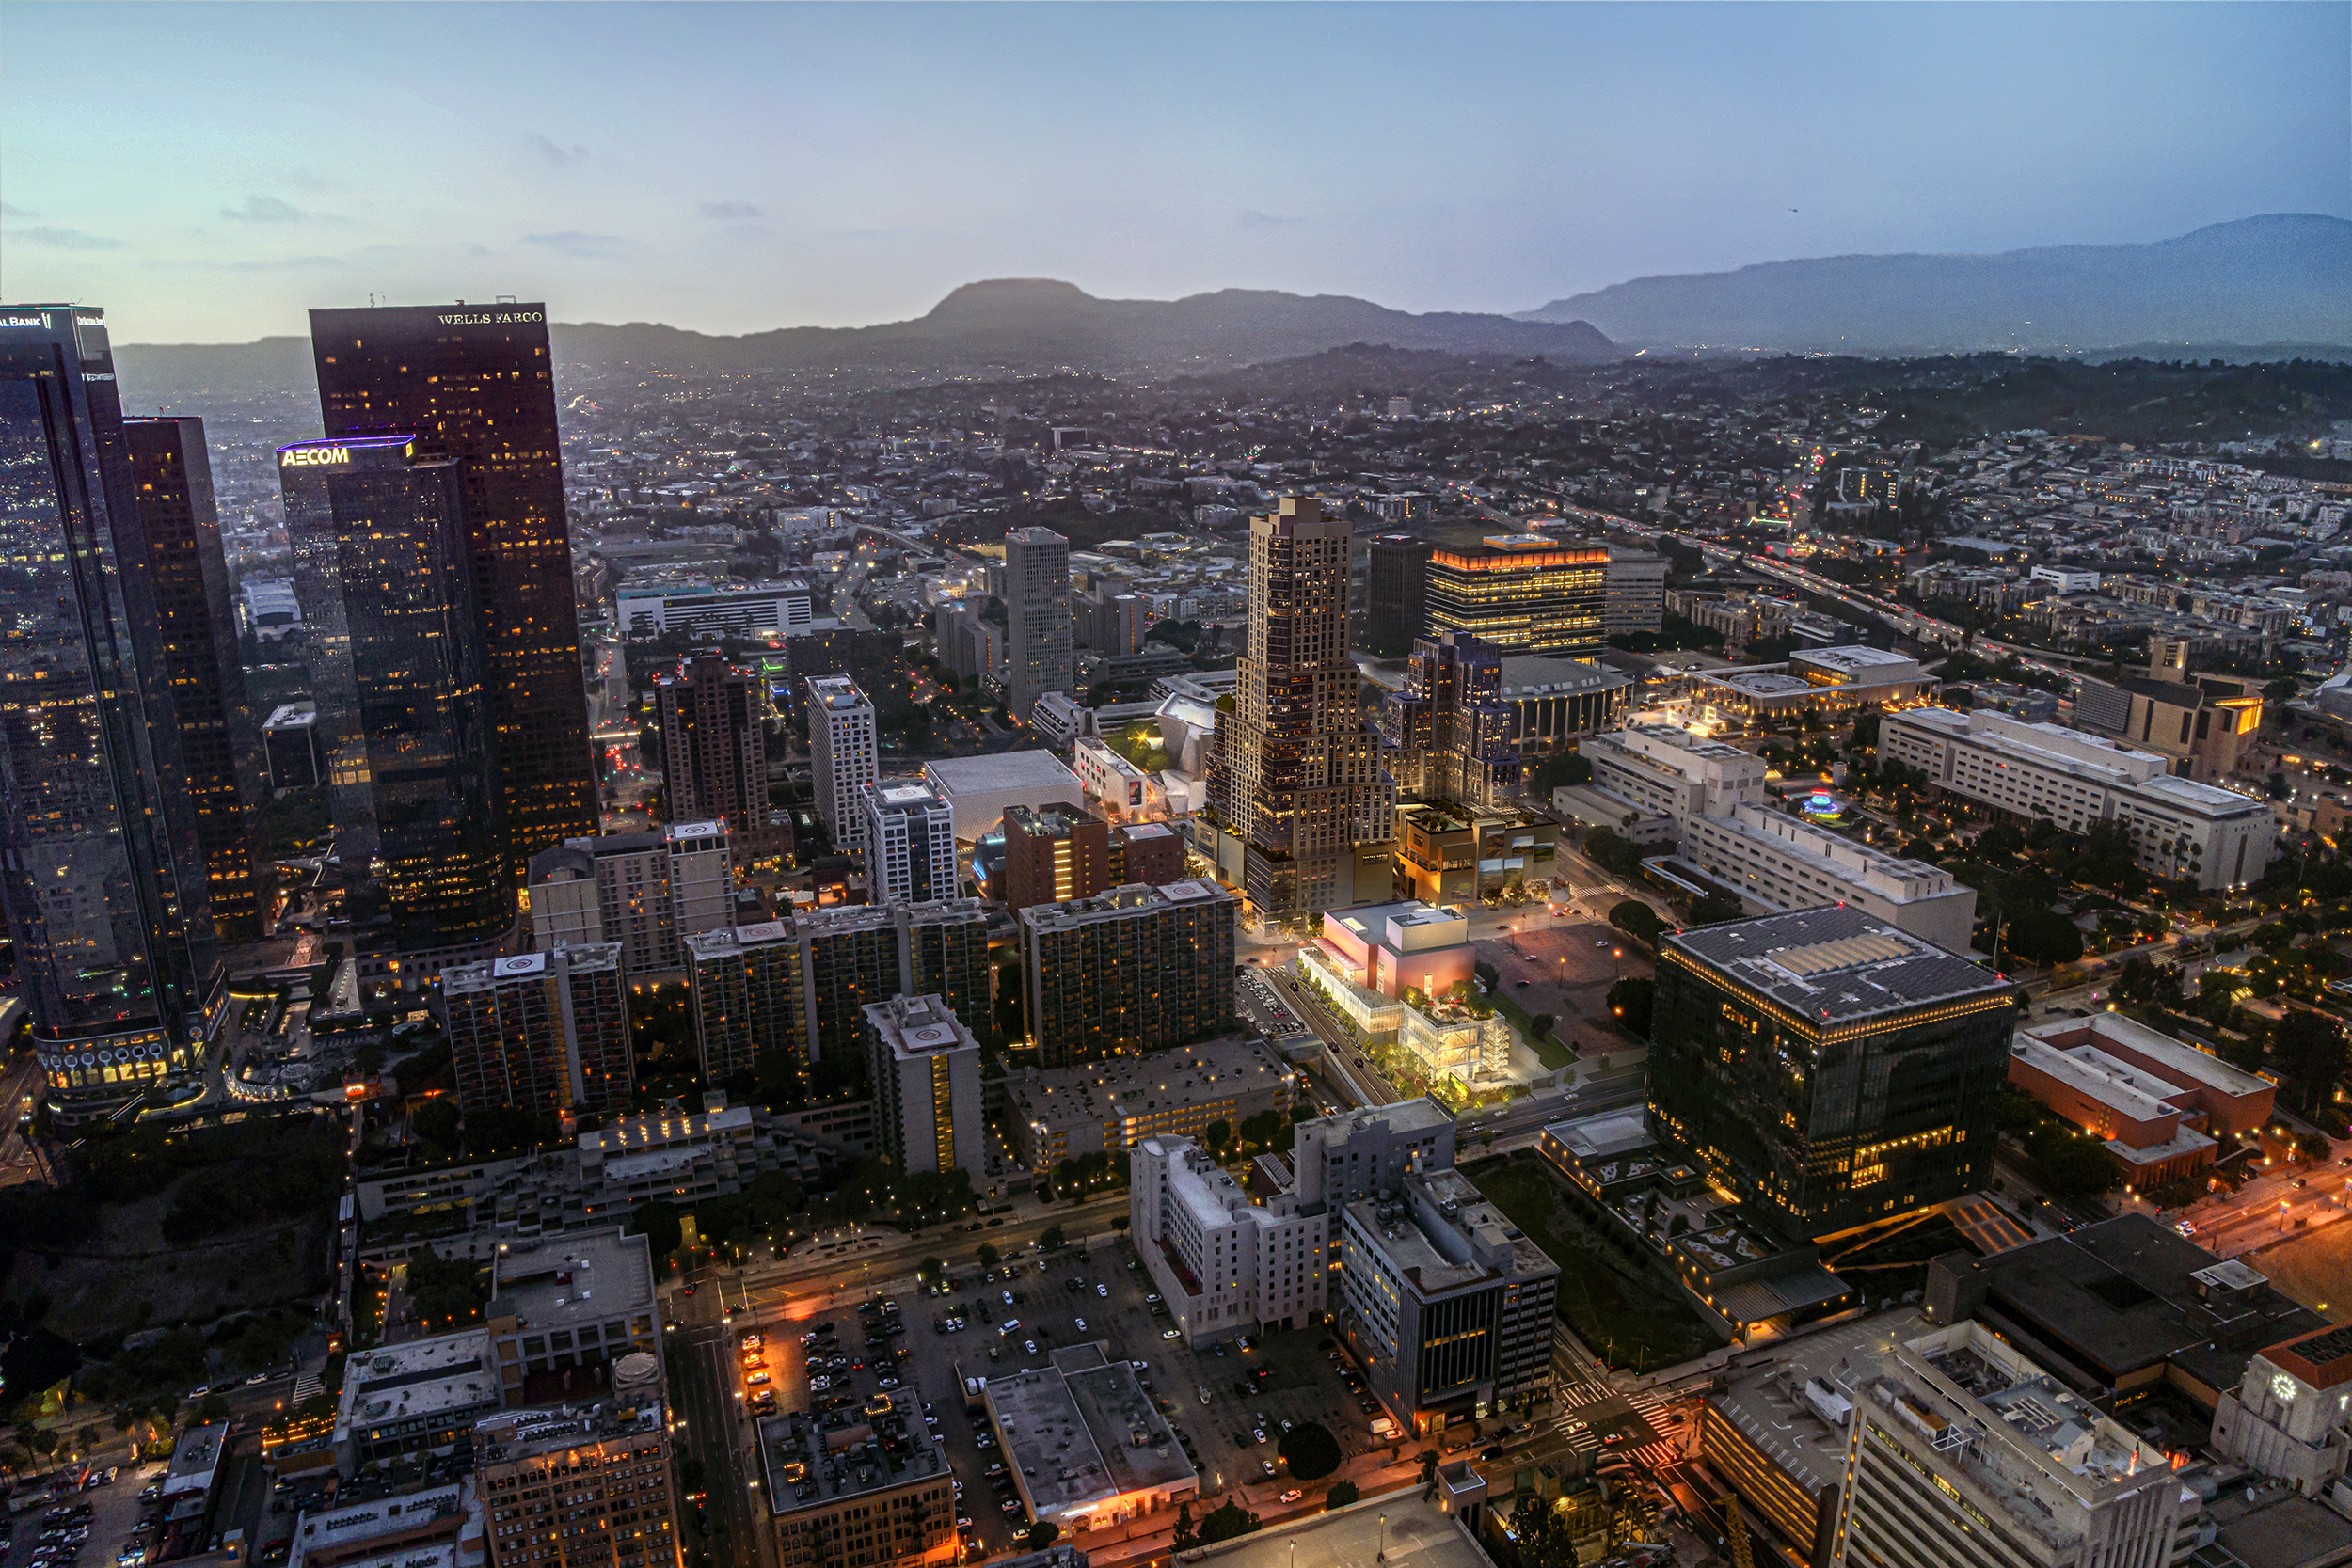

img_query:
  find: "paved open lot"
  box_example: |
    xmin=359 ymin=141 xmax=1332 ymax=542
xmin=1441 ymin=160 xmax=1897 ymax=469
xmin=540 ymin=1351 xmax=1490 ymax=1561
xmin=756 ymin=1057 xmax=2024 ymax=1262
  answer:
xmin=1479 ymin=917 xmax=1646 ymax=1060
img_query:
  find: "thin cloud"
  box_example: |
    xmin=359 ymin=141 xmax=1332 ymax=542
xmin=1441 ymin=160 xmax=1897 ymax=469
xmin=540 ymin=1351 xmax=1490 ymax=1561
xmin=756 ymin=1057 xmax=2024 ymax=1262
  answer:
xmin=148 ymin=254 xmax=346 ymax=272
xmin=10 ymin=226 xmax=125 ymax=251
xmin=529 ymin=134 xmax=590 ymax=169
xmin=469 ymin=245 xmax=495 ymax=258
xmin=222 ymin=195 xmax=316 ymax=224
xmin=0 ymin=202 xmax=35 ymax=218
xmin=1237 ymin=210 xmax=1295 ymax=229
xmin=699 ymin=201 xmax=761 ymax=221
xmin=523 ymin=230 xmax=624 ymax=260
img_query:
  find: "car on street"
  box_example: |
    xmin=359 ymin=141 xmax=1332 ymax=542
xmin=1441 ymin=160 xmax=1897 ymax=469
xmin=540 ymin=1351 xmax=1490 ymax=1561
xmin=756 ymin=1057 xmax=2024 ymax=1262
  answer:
xmin=1279 ymin=1490 xmax=1303 ymax=1503
xmin=1162 ymin=1328 xmax=1182 ymax=1340
xmin=1073 ymin=1318 xmax=1087 ymax=1331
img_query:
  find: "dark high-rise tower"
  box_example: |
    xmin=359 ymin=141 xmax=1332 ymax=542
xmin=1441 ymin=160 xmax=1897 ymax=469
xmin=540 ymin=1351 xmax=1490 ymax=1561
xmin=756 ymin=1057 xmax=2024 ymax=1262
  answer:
xmin=0 ymin=306 xmax=223 ymax=1121
xmin=308 ymin=304 xmax=595 ymax=882
xmin=122 ymin=418 xmax=266 ymax=943
xmin=279 ymin=436 xmax=507 ymax=949
xmin=1379 ymin=631 xmax=1520 ymax=810
xmin=657 ymin=654 xmax=782 ymax=862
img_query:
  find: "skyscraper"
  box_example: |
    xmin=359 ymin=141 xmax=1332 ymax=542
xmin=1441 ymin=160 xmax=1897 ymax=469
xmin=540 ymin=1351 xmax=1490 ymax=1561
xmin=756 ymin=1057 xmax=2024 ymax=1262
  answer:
xmin=1378 ymin=632 xmax=1519 ymax=810
xmin=858 ymin=780 xmax=959 ymax=903
xmin=525 ymin=821 xmax=734 ymax=975
xmin=441 ymin=944 xmax=633 ymax=1118
xmin=279 ymin=436 xmax=507 ymax=950
xmin=864 ymin=992 xmax=984 ymax=1180
xmin=1365 ymin=533 xmax=1434 ymax=656
xmin=122 ymin=417 xmax=266 ymax=942
xmin=1004 ymin=526 xmax=1073 ymax=721
xmin=657 ymin=655 xmax=782 ymax=862
xmin=1213 ymin=497 xmax=1391 ymax=922
xmin=806 ymin=674 xmax=878 ymax=852
xmin=0 ymin=305 xmax=224 ymax=1121
xmin=309 ymin=304 xmax=596 ymax=881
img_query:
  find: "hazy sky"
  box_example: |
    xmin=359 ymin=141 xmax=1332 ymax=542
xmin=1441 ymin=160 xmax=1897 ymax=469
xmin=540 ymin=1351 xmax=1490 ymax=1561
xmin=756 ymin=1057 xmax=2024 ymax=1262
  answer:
xmin=4 ymin=2 xmax=2344 ymax=343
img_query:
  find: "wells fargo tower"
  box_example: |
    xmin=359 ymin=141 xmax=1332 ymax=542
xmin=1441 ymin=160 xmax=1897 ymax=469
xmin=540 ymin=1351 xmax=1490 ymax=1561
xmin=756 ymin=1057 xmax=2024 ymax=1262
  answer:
xmin=1212 ymin=497 xmax=1391 ymax=923
xmin=309 ymin=304 xmax=596 ymax=882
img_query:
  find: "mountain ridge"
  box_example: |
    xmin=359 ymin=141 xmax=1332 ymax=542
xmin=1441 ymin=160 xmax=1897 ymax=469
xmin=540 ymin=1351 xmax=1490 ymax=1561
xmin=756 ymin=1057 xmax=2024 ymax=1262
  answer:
xmin=113 ymin=280 xmax=1614 ymax=402
xmin=1517 ymin=214 xmax=2352 ymax=353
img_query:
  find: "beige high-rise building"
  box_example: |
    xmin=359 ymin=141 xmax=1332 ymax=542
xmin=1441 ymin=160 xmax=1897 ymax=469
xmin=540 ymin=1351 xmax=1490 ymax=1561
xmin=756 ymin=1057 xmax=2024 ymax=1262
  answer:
xmin=1212 ymin=497 xmax=1391 ymax=921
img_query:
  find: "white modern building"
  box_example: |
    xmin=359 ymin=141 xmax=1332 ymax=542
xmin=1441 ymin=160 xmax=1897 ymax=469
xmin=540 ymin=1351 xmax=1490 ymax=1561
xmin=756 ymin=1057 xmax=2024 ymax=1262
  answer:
xmin=806 ymin=674 xmax=879 ymax=852
xmin=616 ymin=579 xmax=813 ymax=640
xmin=1583 ymin=722 xmax=1976 ymax=951
xmin=1883 ymin=705 xmax=2276 ymax=891
xmin=920 ymin=750 xmax=1085 ymax=840
xmin=862 ymin=992 xmax=985 ymax=1180
xmin=1131 ymin=1132 xmax=1327 ymax=1346
xmin=2029 ymin=565 xmax=2102 ymax=594
xmin=858 ymin=779 xmax=960 ymax=903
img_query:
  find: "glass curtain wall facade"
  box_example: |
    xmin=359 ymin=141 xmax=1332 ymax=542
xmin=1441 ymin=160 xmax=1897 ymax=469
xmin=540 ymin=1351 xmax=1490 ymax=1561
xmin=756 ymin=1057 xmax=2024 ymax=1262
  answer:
xmin=309 ymin=305 xmax=596 ymax=883
xmin=279 ymin=436 xmax=507 ymax=949
xmin=0 ymin=306 xmax=223 ymax=1118
xmin=1649 ymin=929 xmax=2015 ymax=1238
xmin=1424 ymin=536 xmax=1609 ymax=654
xmin=1003 ymin=526 xmax=1073 ymax=721
xmin=121 ymin=417 xmax=265 ymax=942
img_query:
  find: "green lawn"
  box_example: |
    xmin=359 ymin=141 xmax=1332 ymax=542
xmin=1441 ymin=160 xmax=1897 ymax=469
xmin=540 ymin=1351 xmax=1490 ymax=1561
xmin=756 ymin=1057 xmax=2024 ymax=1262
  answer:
xmin=1465 ymin=1151 xmax=1726 ymax=1375
xmin=1491 ymin=993 xmax=1576 ymax=1071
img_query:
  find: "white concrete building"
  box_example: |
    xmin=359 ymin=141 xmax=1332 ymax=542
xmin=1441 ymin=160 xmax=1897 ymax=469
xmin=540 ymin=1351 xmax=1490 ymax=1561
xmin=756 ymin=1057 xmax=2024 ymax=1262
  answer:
xmin=920 ymin=750 xmax=1085 ymax=840
xmin=858 ymin=779 xmax=960 ymax=904
xmin=806 ymin=674 xmax=879 ymax=851
xmin=1584 ymin=723 xmax=1975 ymax=951
xmin=1131 ymin=1133 xmax=1327 ymax=1346
xmin=1834 ymin=1321 xmax=2192 ymax=1568
xmin=2029 ymin=565 xmax=2102 ymax=594
xmin=2212 ymin=1322 xmax=2352 ymax=1500
xmin=1883 ymin=705 xmax=2276 ymax=891
xmin=863 ymin=991 xmax=985 ymax=1180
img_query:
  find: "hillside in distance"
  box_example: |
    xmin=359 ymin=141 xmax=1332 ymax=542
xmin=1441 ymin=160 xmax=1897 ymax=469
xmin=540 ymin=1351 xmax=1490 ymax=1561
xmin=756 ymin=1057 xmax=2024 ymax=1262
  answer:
xmin=1518 ymin=214 xmax=2352 ymax=355
xmin=114 ymin=280 xmax=1614 ymax=404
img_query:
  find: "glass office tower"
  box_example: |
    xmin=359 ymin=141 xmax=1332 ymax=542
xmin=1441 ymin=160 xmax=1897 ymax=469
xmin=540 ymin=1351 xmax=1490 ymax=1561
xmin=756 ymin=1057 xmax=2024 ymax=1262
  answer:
xmin=308 ymin=305 xmax=596 ymax=884
xmin=122 ymin=418 xmax=265 ymax=943
xmin=0 ymin=306 xmax=223 ymax=1120
xmin=279 ymin=436 xmax=508 ymax=949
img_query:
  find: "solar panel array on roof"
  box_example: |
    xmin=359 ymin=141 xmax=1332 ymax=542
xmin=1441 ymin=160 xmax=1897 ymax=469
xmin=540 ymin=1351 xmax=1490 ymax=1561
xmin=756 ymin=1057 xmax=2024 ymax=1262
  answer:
xmin=1767 ymin=932 xmax=1912 ymax=976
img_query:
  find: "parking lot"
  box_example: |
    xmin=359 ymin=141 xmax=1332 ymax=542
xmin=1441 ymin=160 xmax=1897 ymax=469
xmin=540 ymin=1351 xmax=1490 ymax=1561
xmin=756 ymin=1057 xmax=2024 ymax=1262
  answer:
xmin=723 ymin=1229 xmax=1409 ymax=1560
xmin=2 ymin=1465 xmax=151 ymax=1568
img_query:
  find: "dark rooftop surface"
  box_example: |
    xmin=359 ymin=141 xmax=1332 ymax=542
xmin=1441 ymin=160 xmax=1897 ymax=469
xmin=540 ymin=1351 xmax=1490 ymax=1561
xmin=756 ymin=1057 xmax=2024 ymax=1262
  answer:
xmin=1666 ymin=906 xmax=2011 ymax=1025
xmin=1966 ymin=1212 xmax=2327 ymax=1396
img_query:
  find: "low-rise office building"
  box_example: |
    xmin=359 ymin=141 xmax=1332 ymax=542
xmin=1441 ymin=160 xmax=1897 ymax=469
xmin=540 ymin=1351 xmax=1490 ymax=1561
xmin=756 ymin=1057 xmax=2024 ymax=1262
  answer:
xmin=335 ymin=1331 xmax=503 ymax=1474
xmin=758 ymin=1401 xmax=957 ymax=1568
xmin=1393 ymin=800 xmax=1559 ymax=906
xmin=485 ymin=1227 xmax=663 ymax=1404
xmin=1132 ymin=1133 xmax=1327 ymax=1344
xmin=2006 ymin=1034 xmax=2219 ymax=1182
xmin=978 ymin=1345 xmax=1198 ymax=1535
xmin=1336 ymin=1164 xmax=1560 ymax=1431
xmin=1882 ymin=705 xmax=2276 ymax=892
xmin=285 ymin=1481 xmax=470 ymax=1568
xmin=477 ymin=1402 xmax=680 ymax=1568
xmin=1925 ymin=1213 xmax=2327 ymax=1415
xmin=2012 ymin=1011 xmax=2274 ymax=1138
xmin=578 ymin=1094 xmax=761 ymax=1213
xmin=1000 ymin=1037 xmax=1295 ymax=1182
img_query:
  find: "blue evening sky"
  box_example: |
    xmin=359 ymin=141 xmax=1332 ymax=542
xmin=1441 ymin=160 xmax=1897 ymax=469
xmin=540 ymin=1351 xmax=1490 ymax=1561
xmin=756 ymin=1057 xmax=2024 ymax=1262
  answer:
xmin=3 ymin=2 xmax=2344 ymax=342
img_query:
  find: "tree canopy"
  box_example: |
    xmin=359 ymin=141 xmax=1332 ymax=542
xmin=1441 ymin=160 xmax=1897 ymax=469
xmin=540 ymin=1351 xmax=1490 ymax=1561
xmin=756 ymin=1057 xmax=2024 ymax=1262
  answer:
xmin=1278 ymin=1421 xmax=1343 ymax=1480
